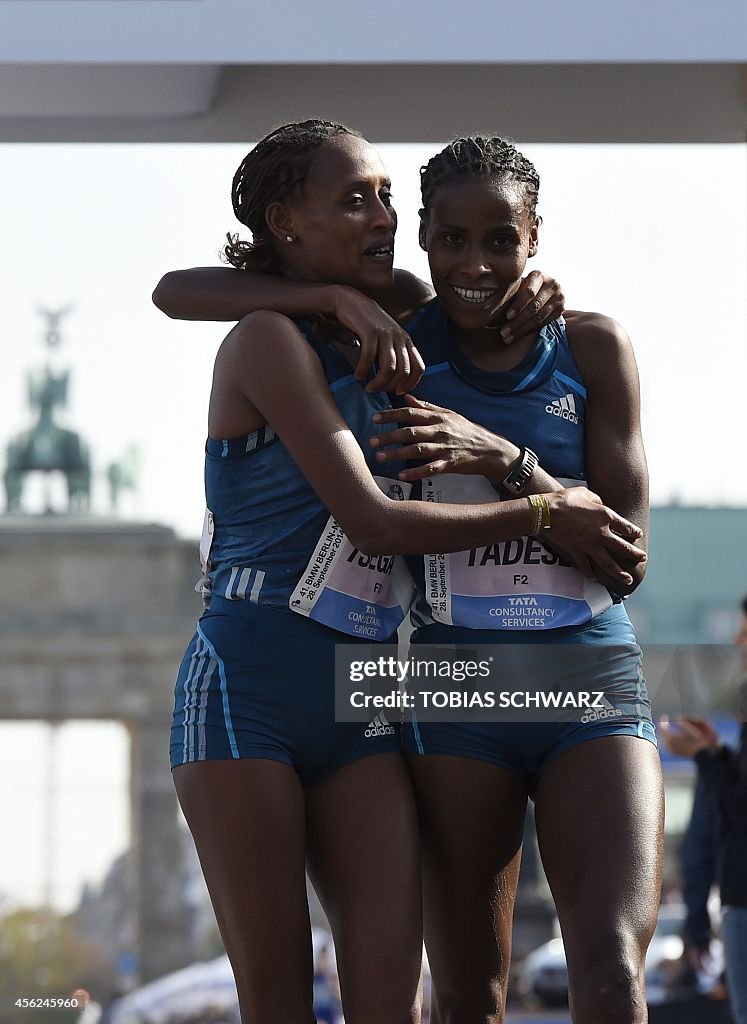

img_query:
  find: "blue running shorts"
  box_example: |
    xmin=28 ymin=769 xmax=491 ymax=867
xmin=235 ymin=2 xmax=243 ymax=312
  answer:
xmin=401 ymin=603 xmax=657 ymax=790
xmin=171 ymin=594 xmax=401 ymax=785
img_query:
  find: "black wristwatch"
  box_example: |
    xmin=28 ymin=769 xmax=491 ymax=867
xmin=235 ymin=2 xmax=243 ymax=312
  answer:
xmin=502 ymin=447 xmax=539 ymax=495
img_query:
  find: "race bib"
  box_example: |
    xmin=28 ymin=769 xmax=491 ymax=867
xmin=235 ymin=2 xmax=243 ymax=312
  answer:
xmin=289 ymin=478 xmax=415 ymax=640
xmin=194 ymin=507 xmax=215 ymax=605
xmin=422 ymin=474 xmax=612 ymax=629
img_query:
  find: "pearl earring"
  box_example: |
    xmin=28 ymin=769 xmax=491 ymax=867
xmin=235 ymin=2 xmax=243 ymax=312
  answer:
xmin=286 ymin=235 xmax=294 ymax=243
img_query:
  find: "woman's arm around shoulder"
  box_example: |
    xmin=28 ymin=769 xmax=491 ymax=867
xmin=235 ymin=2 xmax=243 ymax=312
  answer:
xmin=153 ymin=267 xmax=431 ymax=394
xmin=564 ymin=310 xmax=649 ymax=593
xmin=153 ymin=267 xmax=353 ymax=322
xmin=152 ymin=265 xmax=432 ymax=324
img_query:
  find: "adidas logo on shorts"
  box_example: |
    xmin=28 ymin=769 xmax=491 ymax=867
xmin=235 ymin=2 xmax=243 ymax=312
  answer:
xmin=581 ymin=697 xmax=624 ymax=723
xmin=365 ymin=713 xmax=396 ymax=738
xmin=545 ymin=394 xmax=579 ymax=424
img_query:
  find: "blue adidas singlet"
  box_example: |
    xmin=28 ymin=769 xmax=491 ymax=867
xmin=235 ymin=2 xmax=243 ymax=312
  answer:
xmin=202 ymin=322 xmax=413 ymax=641
xmin=172 ymin=320 xmax=408 ymax=777
xmin=402 ymin=299 xmax=613 ymax=633
xmin=398 ymin=299 xmax=656 ymax=777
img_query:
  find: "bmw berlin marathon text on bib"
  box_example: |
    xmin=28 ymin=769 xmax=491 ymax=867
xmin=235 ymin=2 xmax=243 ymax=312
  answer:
xmin=289 ymin=477 xmax=414 ymax=640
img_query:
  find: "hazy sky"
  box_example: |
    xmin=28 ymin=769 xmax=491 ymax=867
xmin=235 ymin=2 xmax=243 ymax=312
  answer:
xmin=1 ymin=141 xmax=746 ymax=910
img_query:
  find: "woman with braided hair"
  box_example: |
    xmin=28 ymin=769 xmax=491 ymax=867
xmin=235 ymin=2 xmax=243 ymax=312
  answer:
xmin=154 ymin=125 xmax=566 ymax=390
xmin=370 ymin=135 xmax=663 ymax=1024
xmin=159 ymin=121 xmax=649 ymax=1024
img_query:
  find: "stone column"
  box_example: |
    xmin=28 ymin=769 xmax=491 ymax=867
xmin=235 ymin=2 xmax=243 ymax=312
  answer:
xmin=129 ymin=718 xmax=191 ymax=983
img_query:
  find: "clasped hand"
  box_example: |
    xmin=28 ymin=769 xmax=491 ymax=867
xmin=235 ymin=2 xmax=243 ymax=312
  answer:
xmin=370 ymin=394 xmax=510 ymax=481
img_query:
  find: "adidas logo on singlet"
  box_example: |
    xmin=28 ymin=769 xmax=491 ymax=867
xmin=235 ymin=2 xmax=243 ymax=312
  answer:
xmin=545 ymin=394 xmax=579 ymax=424
xmin=365 ymin=713 xmax=396 ymax=738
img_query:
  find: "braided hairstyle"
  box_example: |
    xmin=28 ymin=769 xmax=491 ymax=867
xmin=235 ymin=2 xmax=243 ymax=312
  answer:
xmin=420 ymin=135 xmax=540 ymax=221
xmin=223 ymin=119 xmax=362 ymax=272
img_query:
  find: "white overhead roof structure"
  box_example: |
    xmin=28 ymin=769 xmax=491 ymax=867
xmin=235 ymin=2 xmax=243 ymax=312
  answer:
xmin=0 ymin=0 xmax=745 ymax=142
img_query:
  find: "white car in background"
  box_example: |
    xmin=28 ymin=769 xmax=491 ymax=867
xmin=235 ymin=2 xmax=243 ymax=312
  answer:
xmin=107 ymin=928 xmax=335 ymax=1024
xmin=521 ymin=904 xmax=722 ymax=1008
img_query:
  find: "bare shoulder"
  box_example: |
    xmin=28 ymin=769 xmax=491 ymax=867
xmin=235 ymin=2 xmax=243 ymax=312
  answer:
xmin=222 ymin=310 xmax=310 ymax=361
xmin=215 ymin=311 xmax=327 ymax=396
xmin=563 ymin=310 xmax=636 ymax=382
xmin=231 ymin=309 xmax=305 ymax=343
xmin=563 ymin=309 xmax=631 ymax=347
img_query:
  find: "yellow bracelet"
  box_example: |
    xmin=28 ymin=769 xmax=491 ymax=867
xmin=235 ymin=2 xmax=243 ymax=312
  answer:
xmin=537 ymin=494 xmax=551 ymax=531
xmin=526 ymin=495 xmax=540 ymax=535
xmin=526 ymin=493 xmax=551 ymax=534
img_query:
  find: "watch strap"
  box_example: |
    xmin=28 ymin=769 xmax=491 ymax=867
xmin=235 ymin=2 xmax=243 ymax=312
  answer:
xmin=503 ymin=446 xmax=539 ymax=495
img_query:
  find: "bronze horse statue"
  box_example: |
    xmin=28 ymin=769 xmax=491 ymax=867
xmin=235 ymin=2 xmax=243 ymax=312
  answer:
xmin=4 ymin=366 xmax=91 ymax=513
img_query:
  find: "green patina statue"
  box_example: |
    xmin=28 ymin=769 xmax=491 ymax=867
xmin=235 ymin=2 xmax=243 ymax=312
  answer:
xmin=4 ymin=307 xmax=91 ymax=513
